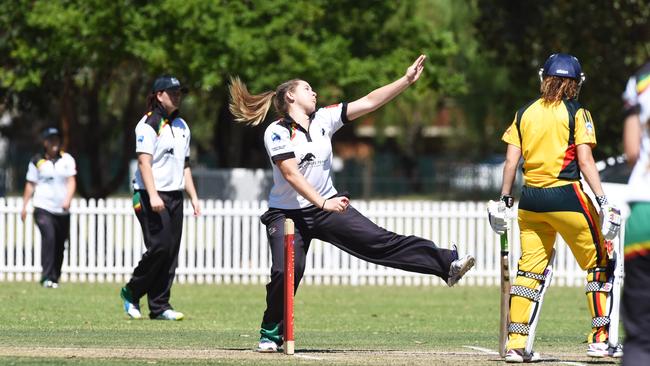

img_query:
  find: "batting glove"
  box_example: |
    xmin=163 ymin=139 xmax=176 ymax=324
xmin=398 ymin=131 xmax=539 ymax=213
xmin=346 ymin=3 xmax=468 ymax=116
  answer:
xmin=487 ymin=200 xmax=508 ymax=235
xmin=597 ymin=195 xmax=621 ymax=241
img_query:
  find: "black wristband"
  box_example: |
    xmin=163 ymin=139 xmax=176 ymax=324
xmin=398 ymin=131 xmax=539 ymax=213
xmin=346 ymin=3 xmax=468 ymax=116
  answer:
xmin=596 ymin=195 xmax=608 ymax=207
xmin=500 ymin=194 xmax=514 ymax=208
xmin=321 ymin=198 xmax=327 ymax=210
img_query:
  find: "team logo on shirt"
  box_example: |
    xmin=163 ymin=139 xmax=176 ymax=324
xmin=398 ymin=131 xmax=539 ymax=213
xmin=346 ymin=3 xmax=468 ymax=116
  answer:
xmin=298 ymin=153 xmax=315 ymax=167
xmin=321 ymin=128 xmax=325 ymax=136
xmin=270 ymin=132 xmax=288 ymax=151
xmin=584 ymin=112 xmax=594 ymax=135
xmin=137 ymin=135 xmax=145 ymax=143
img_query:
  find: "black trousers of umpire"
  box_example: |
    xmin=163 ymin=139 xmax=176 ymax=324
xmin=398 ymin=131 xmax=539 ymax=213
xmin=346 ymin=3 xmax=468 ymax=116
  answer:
xmin=622 ymin=254 xmax=650 ymax=366
xmin=34 ymin=207 xmax=70 ymax=283
xmin=260 ymin=198 xmax=456 ymax=325
xmin=126 ymin=190 xmax=183 ymax=318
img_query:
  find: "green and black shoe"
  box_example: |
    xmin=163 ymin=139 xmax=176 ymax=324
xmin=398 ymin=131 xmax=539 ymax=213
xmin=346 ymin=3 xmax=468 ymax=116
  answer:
xmin=256 ymin=322 xmax=283 ymax=352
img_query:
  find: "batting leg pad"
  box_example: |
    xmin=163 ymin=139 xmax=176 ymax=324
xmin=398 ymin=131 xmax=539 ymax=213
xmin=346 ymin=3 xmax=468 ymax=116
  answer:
xmin=507 ymin=269 xmax=551 ymax=349
xmin=585 ymin=267 xmax=613 ymax=344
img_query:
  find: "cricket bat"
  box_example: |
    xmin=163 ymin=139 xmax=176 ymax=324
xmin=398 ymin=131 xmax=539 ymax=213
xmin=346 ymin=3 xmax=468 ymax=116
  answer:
xmin=499 ymin=231 xmax=510 ymax=357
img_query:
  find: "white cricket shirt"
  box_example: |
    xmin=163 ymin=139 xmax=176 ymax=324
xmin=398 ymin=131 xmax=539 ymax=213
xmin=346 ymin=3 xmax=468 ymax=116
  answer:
xmin=264 ymin=102 xmax=349 ymax=209
xmin=133 ymin=109 xmax=191 ymax=192
xmin=623 ymin=67 xmax=650 ymax=203
xmin=25 ymin=152 xmax=77 ymax=214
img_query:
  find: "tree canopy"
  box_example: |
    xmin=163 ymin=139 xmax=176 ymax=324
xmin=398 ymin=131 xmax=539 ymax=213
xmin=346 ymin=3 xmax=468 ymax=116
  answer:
xmin=472 ymin=0 xmax=650 ymax=158
xmin=1 ymin=0 xmax=648 ymax=197
xmin=1 ymin=0 xmax=468 ymax=197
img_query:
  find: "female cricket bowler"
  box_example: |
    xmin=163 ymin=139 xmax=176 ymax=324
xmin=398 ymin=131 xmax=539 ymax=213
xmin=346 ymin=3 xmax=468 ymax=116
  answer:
xmin=119 ymin=75 xmax=200 ymax=321
xmin=489 ymin=53 xmax=622 ymax=362
xmin=229 ymin=55 xmax=476 ymax=353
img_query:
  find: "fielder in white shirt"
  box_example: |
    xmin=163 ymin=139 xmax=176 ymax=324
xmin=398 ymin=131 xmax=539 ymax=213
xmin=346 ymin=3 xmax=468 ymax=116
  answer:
xmin=229 ymin=55 xmax=476 ymax=353
xmin=120 ymin=75 xmax=200 ymax=321
xmin=21 ymin=127 xmax=76 ymax=289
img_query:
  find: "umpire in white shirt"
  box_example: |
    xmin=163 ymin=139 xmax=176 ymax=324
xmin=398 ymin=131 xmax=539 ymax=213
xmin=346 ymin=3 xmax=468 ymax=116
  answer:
xmin=21 ymin=127 xmax=77 ymax=288
xmin=120 ymin=75 xmax=200 ymax=321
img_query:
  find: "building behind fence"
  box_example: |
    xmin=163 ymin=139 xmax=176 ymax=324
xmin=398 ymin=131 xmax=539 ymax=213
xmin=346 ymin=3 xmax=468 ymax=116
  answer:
xmin=0 ymin=197 xmax=620 ymax=287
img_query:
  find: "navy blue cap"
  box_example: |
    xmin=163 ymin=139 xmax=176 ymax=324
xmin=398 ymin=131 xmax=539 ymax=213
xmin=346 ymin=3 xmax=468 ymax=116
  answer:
xmin=152 ymin=75 xmax=188 ymax=93
xmin=41 ymin=127 xmax=61 ymax=139
xmin=541 ymin=53 xmax=583 ymax=80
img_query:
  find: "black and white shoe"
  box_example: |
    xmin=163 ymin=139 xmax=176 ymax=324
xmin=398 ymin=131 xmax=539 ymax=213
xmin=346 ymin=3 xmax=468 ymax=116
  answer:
xmin=447 ymin=245 xmax=475 ymax=287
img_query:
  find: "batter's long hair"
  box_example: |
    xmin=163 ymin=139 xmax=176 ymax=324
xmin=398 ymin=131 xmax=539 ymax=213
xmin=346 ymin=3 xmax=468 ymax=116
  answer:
xmin=145 ymin=92 xmax=162 ymax=112
xmin=540 ymin=76 xmax=580 ymax=105
xmin=229 ymin=77 xmax=301 ymax=126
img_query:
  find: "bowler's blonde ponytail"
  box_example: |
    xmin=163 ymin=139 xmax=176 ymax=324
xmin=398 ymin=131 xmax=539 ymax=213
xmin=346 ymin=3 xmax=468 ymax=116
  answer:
xmin=229 ymin=77 xmax=302 ymax=126
xmin=229 ymin=77 xmax=275 ymax=126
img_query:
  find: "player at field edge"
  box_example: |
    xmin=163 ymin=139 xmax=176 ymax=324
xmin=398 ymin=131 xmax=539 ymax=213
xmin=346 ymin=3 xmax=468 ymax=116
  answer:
xmin=488 ymin=53 xmax=622 ymax=362
xmin=119 ymin=75 xmax=201 ymax=321
xmin=21 ymin=127 xmax=77 ymax=289
xmin=621 ymin=61 xmax=650 ymax=366
xmin=229 ymin=55 xmax=476 ymax=353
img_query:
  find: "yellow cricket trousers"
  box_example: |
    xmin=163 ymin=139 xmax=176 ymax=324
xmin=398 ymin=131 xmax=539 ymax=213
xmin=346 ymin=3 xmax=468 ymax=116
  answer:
xmin=508 ymin=182 xmax=609 ymax=350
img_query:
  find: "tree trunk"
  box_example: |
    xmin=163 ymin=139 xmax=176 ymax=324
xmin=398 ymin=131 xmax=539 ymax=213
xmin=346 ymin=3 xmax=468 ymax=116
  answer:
xmin=92 ymin=75 xmax=141 ymax=198
xmin=59 ymin=73 xmax=76 ymax=157
xmin=70 ymin=71 xmax=142 ymax=199
xmin=85 ymin=78 xmax=103 ymax=197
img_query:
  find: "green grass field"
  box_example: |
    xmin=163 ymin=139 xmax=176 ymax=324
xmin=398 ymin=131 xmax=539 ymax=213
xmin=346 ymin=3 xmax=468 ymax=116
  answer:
xmin=0 ymin=282 xmax=619 ymax=365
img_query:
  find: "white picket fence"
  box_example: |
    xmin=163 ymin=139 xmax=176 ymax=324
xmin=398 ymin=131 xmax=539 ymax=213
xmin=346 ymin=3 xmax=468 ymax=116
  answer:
xmin=0 ymin=197 xmax=611 ymax=287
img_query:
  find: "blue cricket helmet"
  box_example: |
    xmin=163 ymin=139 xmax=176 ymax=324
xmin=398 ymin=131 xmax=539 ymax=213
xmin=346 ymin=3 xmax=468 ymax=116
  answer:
xmin=539 ymin=53 xmax=586 ymax=84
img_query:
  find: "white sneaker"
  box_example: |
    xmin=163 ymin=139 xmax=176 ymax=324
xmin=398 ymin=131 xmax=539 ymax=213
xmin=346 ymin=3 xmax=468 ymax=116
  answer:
xmin=609 ymin=344 xmax=623 ymax=358
xmin=505 ymin=348 xmax=540 ymax=363
xmin=120 ymin=287 xmax=142 ymax=319
xmin=124 ymin=302 xmax=142 ymax=319
xmin=256 ymin=338 xmax=279 ymax=353
xmin=42 ymin=280 xmax=59 ymax=289
xmin=155 ymin=309 xmax=184 ymax=321
xmin=447 ymin=246 xmax=475 ymax=287
xmin=587 ymin=342 xmax=609 ymax=358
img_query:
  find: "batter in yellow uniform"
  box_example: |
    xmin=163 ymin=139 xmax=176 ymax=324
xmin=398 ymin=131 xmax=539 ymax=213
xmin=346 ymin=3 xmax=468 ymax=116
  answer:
xmin=489 ymin=53 xmax=622 ymax=362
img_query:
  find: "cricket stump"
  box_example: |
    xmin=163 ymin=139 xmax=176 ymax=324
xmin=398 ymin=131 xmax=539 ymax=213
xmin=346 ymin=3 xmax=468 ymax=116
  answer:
xmin=284 ymin=218 xmax=295 ymax=355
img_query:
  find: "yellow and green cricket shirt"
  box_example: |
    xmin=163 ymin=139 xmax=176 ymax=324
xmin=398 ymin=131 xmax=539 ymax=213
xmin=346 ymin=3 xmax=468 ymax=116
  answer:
xmin=502 ymin=98 xmax=597 ymax=188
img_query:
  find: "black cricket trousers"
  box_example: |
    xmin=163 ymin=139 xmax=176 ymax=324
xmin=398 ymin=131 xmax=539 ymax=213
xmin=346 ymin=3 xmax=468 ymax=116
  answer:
xmin=260 ymin=200 xmax=456 ymax=324
xmin=622 ymin=254 xmax=650 ymax=366
xmin=126 ymin=190 xmax=183 ymax=318
xmin=34 ymin=207 xmax=70 ymax=283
